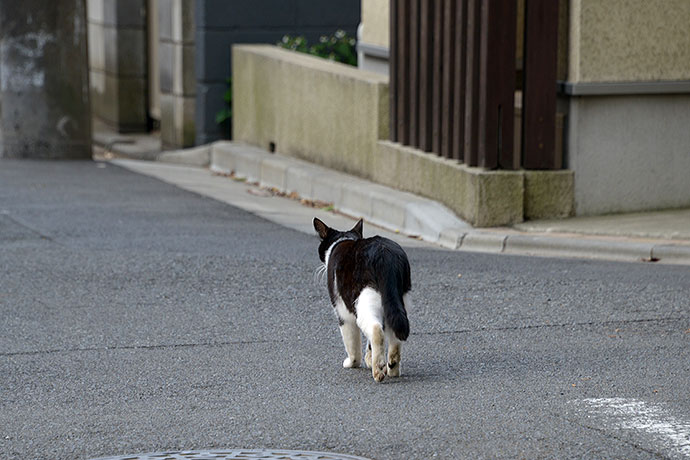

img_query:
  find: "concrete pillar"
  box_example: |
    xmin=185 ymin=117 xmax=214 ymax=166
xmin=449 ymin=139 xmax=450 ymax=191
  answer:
xmin=159 ymin=0 xmax=195 ymax=148
xmin=87 ymin=0 xmax=148 ymax=133
xmin=0 ymin=0 xmax=92 ymax=159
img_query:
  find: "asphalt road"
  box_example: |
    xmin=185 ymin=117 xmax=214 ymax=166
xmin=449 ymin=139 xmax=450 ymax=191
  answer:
xmin=1 ymin=160 xmax=689 ymax=460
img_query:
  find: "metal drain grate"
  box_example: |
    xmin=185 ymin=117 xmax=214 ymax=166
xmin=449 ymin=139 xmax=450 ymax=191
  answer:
xmin=91 ymin=449 xmax=371 ymax=460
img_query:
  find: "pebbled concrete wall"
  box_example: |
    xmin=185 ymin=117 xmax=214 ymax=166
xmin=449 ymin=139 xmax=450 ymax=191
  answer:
xmin=568 ymin=0 xmax=690 ymax=83
xmin=233 ymin=45 xmax=388 ymax=178
xmin=0 ymin=0 xmax=92 ymax=159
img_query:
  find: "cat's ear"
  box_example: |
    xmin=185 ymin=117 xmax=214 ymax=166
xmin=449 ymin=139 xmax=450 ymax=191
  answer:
xmin=313 ymin=217 xmax=330 ymax=240
xmin=351 ymin=218 xmax=364 ymax=238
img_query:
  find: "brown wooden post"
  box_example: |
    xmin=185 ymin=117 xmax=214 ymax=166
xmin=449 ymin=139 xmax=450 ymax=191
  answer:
xmin=409 ymin=0 xmax=420 ymax=148
xmin=418 ymin=0 xmax=434 ymax=152
xmin=396 ymin=0 xmax=410 ymax=146
xmin=441 ymin=0 xmax=456 ymax=159
xmin=389 ymin=0 xmax=398 ymax=142
xmin=522 ymin=0 xmax=559 ymax=169
xmin=431 ymin=0 xmax=445 ymax=156
xmin=452 ymin=0 xmax=468 ymax=162
xmin=477 ymin=0 xmax=516 ymax=169
xmin=463 ymin=0 xmax=481 ymax=166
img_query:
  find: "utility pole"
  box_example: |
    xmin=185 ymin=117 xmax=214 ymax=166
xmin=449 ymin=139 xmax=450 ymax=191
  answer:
xmin=0 ymin=0 xmax=91 ymax=159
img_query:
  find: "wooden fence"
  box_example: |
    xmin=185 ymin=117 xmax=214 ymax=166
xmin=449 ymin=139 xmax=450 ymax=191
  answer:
xmin=389 ymin=0 xmax=559 ymax=170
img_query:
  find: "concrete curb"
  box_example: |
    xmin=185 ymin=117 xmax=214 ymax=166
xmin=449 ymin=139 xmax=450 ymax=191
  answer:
xmin=153 ymin=140 xmax=690 ymax=266
xmin=156 ymin=145 xmax=211 ymax=167
xmin=208 ymin=141 xmax=472 ymax=243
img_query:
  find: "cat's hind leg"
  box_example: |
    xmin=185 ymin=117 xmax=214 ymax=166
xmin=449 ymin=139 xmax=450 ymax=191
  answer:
xmin=356 ymin=288 xmax=386 ymax=382
xmin=385 ymin=332 xmax=402 ymax=377
xmin=339 ymin=320 xmax=362 ymax=368
xmin=364 ymin=341 xmax=372 ymax=368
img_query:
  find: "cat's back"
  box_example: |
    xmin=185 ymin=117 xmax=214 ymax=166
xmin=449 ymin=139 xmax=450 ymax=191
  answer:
xmin=357 ymin=236 xmax=411 ymax=288
xmin=358 ymin=235 xmax=408 ymax=261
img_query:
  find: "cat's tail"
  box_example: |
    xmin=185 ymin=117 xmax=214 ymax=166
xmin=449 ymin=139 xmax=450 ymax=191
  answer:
xmin=382 ymin=276 xmax=410 ymax=341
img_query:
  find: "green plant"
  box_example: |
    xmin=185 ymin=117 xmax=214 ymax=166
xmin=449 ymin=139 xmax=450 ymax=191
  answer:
xmin=277 ymin=29 xmax=357 ymax=66
xmin=215 ymin=77 xmax=232 ymax=125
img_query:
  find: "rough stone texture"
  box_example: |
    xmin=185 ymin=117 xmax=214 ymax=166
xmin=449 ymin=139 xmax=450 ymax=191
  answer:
xmin=194 ymin=0 xmax=361 ymax=145
xmin=233 ymin=45 xmax=388 ymax=179
xmin=524 ymin=170 xmax=575 ymax=220
xmin=567 ymin=94 xmax=690 ymax=215
xmin=569 ymin=0 xmax=690 ymax=82
xmin=375 ymin=141 xmax=527 ymax=227
xmin=0 ymin=0 xmax=92 ymax=159
xmin=86 ymin=0 xmax=148 ymax=133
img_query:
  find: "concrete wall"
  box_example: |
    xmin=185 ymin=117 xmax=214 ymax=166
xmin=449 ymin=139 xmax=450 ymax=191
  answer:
xmin=0 ymin=0 xmax=92 ymax=159
xmin=568 ymin=94 xmax=690 ymax=215
xmin=565 ymin=0 xmax=690 ymax=215
xmin=568 ymin=0 xmax=690 ymax=83
xmin=233 ymin=45 xmax=388 ymax=177
xmin=361 ymin=0 xmax=388 ymax=49
xmin=87 ymin=0 xmax=148 ymax=133
xmin=233 ymin=45 xmax=574 ymax=227
xmin=194 ymin=0 xmax=360 ymax=146
xmin=158 ymin=0 xmax=195 ymax=148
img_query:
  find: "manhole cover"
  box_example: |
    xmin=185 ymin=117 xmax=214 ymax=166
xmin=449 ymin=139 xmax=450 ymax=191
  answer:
xmin=91 ymin=449 xmax=371 ymax=460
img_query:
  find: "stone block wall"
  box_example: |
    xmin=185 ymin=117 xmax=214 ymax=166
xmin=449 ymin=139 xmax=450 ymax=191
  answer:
xmin=87 ymin=0 xmax=148 ymax=133
xmin=158 ymin=0 xmax=195 ymax=148
xmin=194 ymin=0 xmax=361 ymax=145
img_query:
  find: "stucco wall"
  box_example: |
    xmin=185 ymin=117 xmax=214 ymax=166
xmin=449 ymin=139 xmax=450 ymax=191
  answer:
xmin=569 ymin=0 xmax=690 ymax=82
xmin=568 ymin=94 xmax=690 ymax=215
xmin=233 ymin=45 xmax=388 ymax=178
xmin=361 ymin=0 xmax=389 ymax=49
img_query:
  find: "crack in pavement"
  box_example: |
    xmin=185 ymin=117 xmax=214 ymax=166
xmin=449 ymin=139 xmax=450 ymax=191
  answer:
xmin=413 ymin=316 xmax=687 ymax=336
xmin=2 ymin=316 xmax=685 ymax=358
xmin=0 ymin=338 xmax=286 ymax=358
xmin=0 ymin=210 xmax=62 ymax=246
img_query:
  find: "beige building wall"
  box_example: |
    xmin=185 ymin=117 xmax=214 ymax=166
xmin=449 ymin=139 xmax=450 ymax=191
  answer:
xmin=361 ymin=0 xmax=389 ymax=49
xmin=569 ymin=0 xmax=690 ymax=83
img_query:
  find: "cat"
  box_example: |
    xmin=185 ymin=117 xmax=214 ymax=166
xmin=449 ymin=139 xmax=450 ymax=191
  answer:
xmin=313 ymin=217 xmax=411 ymax=382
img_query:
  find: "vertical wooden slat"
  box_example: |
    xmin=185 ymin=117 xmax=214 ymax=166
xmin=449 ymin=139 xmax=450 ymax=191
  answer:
xmin=441 ymin=0 xmax=455 ymax=159
xmin=409 ymin=0 xmax=420 ymax=147
xmin=452 ymin=0 xmax=467 ymax=162
xmin=396 ymin=0 xmax=410 ymax=146
xmin=418 ymin=0 xmax=434 ymax=152
xmin=522 ymin=0 xmax=559 ymax=169
xmin=389 ymin=0 xmax=397 ymax=142
xmin=463 ymin=0 xmax=481 ymax=166
xmin=477 ymin=0 xmax=516 ymax=169
xmin=430 ymin=0 xmax=444 ymax=155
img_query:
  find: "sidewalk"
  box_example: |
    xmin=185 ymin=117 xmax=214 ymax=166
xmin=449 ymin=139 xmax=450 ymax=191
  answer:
xmin=93 ymin=128 xmax=690 ymax=266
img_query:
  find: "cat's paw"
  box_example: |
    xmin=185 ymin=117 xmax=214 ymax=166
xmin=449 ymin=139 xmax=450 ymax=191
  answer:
xmin=387 ymin=361 xmax=400 ymax=377
xmin=343 ymin=357 xmax=360 ymax=368
xmin=372 ymin=362 xmax=386 ymax=382
xmin=364 ymin=347 xmax=372 ymax=368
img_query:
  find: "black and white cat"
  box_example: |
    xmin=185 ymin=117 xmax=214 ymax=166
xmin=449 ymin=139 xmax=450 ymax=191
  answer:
xmin=313 ymin=217 xmax=411 ymax=382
